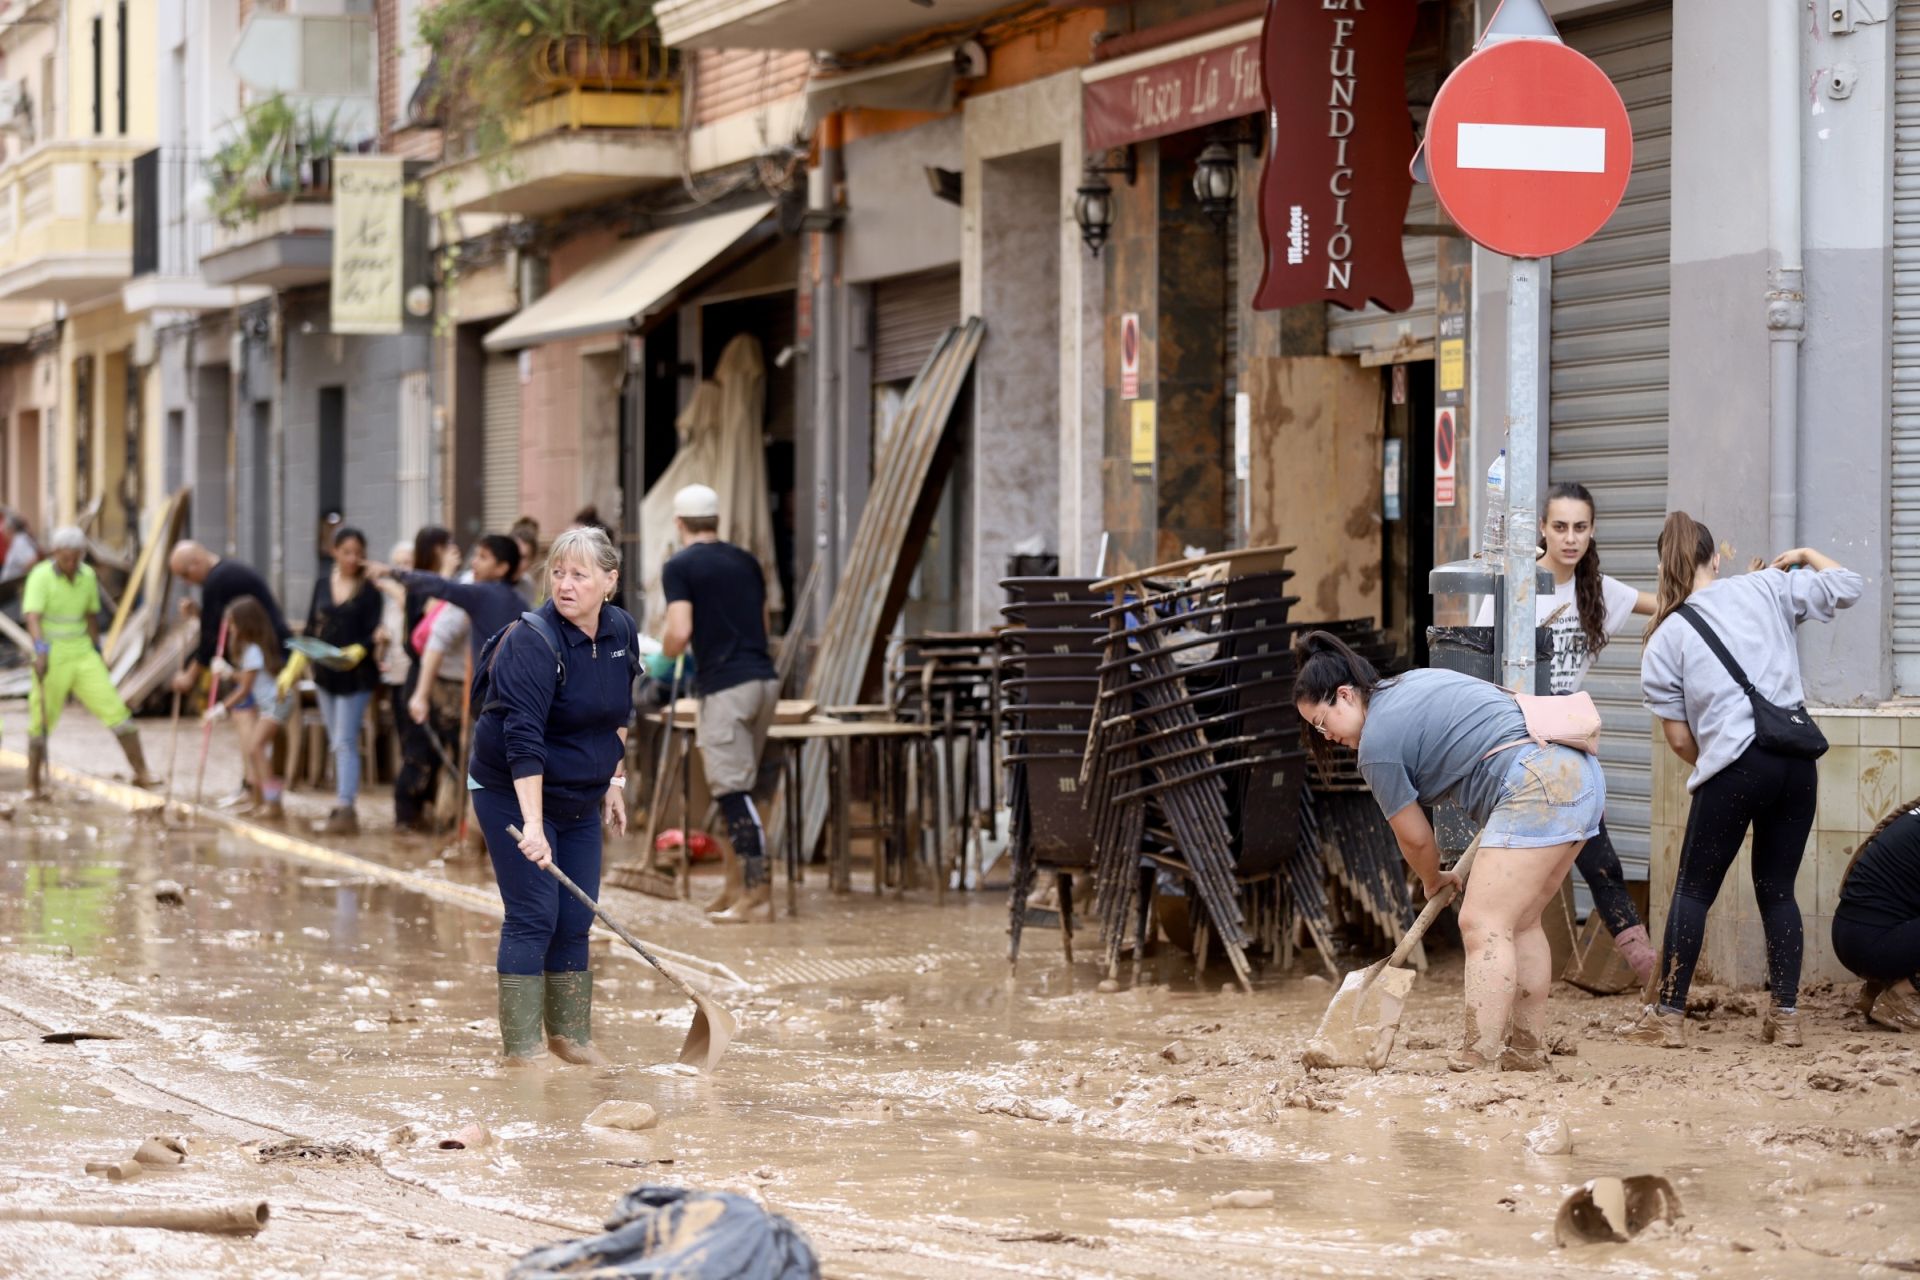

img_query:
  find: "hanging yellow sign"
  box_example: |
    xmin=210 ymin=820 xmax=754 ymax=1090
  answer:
xmin=1130 ymin=400 xmax=1156 ymax=478
xmin=332 ymin=156 xmax=406 ymax=335
xmin=1439 ymin=337 xmax=1466 ymax=394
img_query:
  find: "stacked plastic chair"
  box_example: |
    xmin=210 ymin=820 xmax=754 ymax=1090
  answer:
xmin=998 ymin=577 xmax=1106 ymax=964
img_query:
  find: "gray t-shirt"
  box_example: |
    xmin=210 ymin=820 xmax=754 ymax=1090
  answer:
xmin=1642 ymin=566 xmax=1863 ymax=791
xmin=1357 ymin=668 xmax=1530 ymax=826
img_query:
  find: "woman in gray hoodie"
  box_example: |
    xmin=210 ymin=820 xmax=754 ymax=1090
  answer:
xmin=1623 ymin=511 xmax=1862 ymax=1049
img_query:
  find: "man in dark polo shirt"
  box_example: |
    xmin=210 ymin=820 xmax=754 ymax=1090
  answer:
xmin=660 ymin=484 xmax=779 ymax=923
xmin=168 ymin=541 xmax=292 ymax=695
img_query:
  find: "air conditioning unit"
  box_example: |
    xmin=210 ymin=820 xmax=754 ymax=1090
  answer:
xmin=0 ymin=82 xmax=32 ymax=136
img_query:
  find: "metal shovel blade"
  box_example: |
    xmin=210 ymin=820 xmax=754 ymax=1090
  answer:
xmin=1301 ymin=959 xmax=1419 ymax=1070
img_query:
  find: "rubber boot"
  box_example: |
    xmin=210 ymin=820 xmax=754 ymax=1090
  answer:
xmin=1611 ymin=924 xmax=1657 ymax=986
xmin=116 ymin=730 xmax=161 ymax=789
xmin=543 ymin=970 xmax=610 ymax=1065
xmin=26 ymin=737 xmax=46 ymax=799
xmin=497 ymin=974 xmax=547 ymax=1067
xmin=710 ymin=879 xmax=772 ymax=924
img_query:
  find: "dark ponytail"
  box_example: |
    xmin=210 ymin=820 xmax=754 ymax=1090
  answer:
xmin=1293 ymin=630 xmax=1382 ymax=708
xmin=1545 ymin=481 xmax=1609 ymax=657
xmin=1647 ymin=510 xmax=1715 ymax=637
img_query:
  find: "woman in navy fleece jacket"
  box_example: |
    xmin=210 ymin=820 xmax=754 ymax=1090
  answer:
xmin=467 ymin=525 xmax=636 ymax=1067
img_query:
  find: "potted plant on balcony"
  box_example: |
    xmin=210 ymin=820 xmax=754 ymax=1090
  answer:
xmin=419 ymin=0 xmax=665 ymax=158
xmin=206 ymin=93 xmax=299 ymax=229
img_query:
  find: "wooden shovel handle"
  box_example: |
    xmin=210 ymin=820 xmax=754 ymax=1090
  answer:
xmin=1385 ymin=835 xmax=1481 ymax=971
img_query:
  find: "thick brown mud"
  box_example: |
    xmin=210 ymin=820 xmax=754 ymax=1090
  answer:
xmin=0 ymin=791 xmax=1916 ymax=1278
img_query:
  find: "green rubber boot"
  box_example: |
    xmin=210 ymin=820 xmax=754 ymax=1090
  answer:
xmin=543 ymin=970 xmax=610 ymax=1065
xmin=497 ymin=974 xmax=547 ymax=1066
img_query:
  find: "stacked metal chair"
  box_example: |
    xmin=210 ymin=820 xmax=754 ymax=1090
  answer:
xmin=997 ymin=577 xmax=1106 ymax=963
xmin=888 ymin=633 xmax=999 ymax=888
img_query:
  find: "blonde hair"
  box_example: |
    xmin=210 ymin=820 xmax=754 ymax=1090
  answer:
xmin=546 ymin=525 xmax=620 ymax=584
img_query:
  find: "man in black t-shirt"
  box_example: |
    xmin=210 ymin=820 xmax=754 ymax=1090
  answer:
xmin=660 ymin=484 xmax=779 ymax=923
xmin=168 ymin=541 xmax=293 ymax=694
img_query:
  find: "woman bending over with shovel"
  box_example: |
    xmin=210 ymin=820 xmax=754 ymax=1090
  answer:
xmin=467 ymin=525 xmax=639 ymax=1067
xmin=1294 ymin=632 xmax=1605 ymax=1071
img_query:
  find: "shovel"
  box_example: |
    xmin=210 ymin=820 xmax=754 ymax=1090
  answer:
xmin=507 ymin=826 xmax=736 ymax=1072
xmin=1301 ymin=835 xmax=1481 ymax=1071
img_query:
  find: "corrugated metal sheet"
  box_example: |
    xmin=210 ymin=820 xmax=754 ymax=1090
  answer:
xmin=872 ymin=267 xmax=959 ymax=385
xmin=1549 ymin=3 xmax=1673 ymax=879
xmin=1892 ymin=0 xmax=1920 ymax=689
xmin=692 ymin=49 xmax=811 ymax=127
xmin=1326 ymin=181 xmax=1439 ymax=360
xmin=483 ymin=356 xmax=522 ymax=536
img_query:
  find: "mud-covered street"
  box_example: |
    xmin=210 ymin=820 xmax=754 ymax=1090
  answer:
xmin=0 ymin=773 xmax=1911 ymax=1279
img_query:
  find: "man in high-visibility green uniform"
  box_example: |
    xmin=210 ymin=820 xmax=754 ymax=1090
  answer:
xmin=24 ymin=526 xmax=159 ymax=797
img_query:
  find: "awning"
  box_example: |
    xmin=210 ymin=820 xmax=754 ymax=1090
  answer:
xmin=1081 ymin=17 xmax=1262 ymax=152
xmin=483 ymin=202 xmax=774 ymax=352
xmin=802 ymin=48 xmax=956 ymax=132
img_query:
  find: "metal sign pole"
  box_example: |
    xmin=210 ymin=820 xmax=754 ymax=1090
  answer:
xmin=1502 ymin=255 xmax=1541 ymax=693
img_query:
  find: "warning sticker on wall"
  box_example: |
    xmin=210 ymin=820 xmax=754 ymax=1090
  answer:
xmin=1434 ymin=406 xmax=1457 ymax=507
xmin=1121 ymin=313 xmax=1141 ymax=401
xmin=1131 ymin=400 xmax=1156 ymax=478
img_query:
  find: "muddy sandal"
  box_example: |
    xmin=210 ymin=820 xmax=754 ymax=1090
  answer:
xmin=1447 ymin=1046 xmax=1491 ymax=1073
xmin=1497 ymin=1029 xmax=1551 ymax=1072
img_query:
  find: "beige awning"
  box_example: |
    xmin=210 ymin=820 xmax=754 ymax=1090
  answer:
xmin=802 ymin=48 xmax=956 ymax=131
xmin=483 ymin=202 xmax=774 ymax=352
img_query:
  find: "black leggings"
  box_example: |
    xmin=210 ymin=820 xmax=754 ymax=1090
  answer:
xmin=1832 ymin=911 xmax=1920 ymax=984
xmin=1657 ymin=744 xmax=1817 ymax=1011
xmin=1575 ymin=819 xmax=1642 ymax=937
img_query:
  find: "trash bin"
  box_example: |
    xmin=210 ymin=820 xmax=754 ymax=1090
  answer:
xmin=1425 ymin=623 xmax=1553 ymax=694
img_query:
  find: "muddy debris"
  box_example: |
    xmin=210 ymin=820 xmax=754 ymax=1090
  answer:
xmin=1545 ymin=1027 xmax=1580 ymax=1057
xmin=435 ymin=1123 xmax=493 ymax=1151
xmin=1524 ymin=1116 xmax=1573 ymax=1155
xmin=84 ymin=1159 xmax=143 ymax=1182
xmin=1159 ymin=1041 xmax=1193 ymax=1065
xmin=838 ymin=1099 xmax=897 ymax=1121
xmin=1096 ymin=978 xmax=1120 ymax=993
xmin=41 ymin=1031 xmax=120 ymax=1045
xmin=586 ymin=1101 xmax=659 ymax=1132
xmin=1554 ymin=1175 xmax=1682 ymax=1247
xmin=386 ymin=1124 xmax=424 ymax=1149
xmin=252 ymin=1137 xmax=378 ymax=1165
xmin=134 ymin=1136 xmax=188 ymax=1167
xmin=152 ymin=879 xmax=187 ymax=906
xmin=1210 ymin=1189 xmax=1275 ymax=1210
xmin=976 ymin=1095 xmax=1081 ymax=1124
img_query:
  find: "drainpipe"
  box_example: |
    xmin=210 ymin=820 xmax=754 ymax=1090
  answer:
xmin=808 ymin=114 xmax=843 ymax=638
xmin=1767 ymin=0 xmax=1805 ymax=555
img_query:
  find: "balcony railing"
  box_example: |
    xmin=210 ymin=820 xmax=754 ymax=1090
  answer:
xmin=0 ymin=138 xmax=148 ymax=301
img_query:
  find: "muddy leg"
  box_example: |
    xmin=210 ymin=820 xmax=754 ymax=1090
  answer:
xmin=1460 ymin=841 xmax=1583 ymax=1058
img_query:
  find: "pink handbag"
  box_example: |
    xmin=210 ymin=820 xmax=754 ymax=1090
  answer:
xmin=1486 ymin=690 xmax=1604 ymax=759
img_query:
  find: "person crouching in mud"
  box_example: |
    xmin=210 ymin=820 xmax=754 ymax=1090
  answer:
xmin=1293 ymin=631 xmax=1605 ymax=1071
xmin=467 ymin=526 xmax=639 ymax=1067
xmin=1834 ymin=799 xmax=1920 ymax=1034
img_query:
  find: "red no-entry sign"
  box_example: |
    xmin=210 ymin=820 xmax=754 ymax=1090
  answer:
xmin=1424 ymin=38 xmax=1632 ymax=259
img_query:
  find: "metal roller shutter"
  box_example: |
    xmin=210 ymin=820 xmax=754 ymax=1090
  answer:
xmin=1549 ymin=3 xmax=1673 ymax=879
xmin=871 ymin=267 xmax=959 ymax=384
xmin=1326 ymin=181 xmax=1439 ymax=361
xmin=1893 ymin=2 xmax=1920 ymax=690
xmin=482 ymin=356 xmax=521 ymax=536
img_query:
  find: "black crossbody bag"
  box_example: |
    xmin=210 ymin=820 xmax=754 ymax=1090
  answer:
xmin=1676 ymin=603 xmax=1828 ymax=760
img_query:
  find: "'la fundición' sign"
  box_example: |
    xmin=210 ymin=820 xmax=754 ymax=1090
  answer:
xmin=1254 ymin=0 xmax=1418 ymax=314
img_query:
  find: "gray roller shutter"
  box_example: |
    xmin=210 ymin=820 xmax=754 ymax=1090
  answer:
xmin=482 ymin=356 xmax=521 ymax=536
xmin=1549 ymin=3 xmax=1673 ymax=879
xmin=872 ymin=267 xmax=959 ymax=384
xmin=1893 ymin=1 xmax=1920 ymax=690
xmin=1326 ymin=181 xmax=1438 ymax=361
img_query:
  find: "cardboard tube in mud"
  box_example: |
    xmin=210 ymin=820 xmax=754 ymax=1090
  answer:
xmin=0 ymin=1200 xmax=270 ymax=1236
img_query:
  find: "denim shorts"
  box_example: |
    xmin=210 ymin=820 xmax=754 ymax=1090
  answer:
xmin=234 ymin=669 xmax=294 ymax=724
xmin=1478 ymin=743 xmax=1606 ymax=849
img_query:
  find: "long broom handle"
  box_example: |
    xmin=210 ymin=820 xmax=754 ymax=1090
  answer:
xmin=191 ymin=615 xmax=231 ymax=806
xmin=506 ymin=825 xmax=700 ymax=1004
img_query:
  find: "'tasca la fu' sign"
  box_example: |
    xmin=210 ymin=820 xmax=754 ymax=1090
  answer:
xmin=1254 ymin=0 xmax=1418 ymax=314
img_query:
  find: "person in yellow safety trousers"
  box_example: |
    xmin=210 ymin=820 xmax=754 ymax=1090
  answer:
xmin=24 ymin=526 xmax=161 ymax=798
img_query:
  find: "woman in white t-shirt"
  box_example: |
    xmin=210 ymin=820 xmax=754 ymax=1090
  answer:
xmin=1476 ymin=481 xmax=1658 ymax=982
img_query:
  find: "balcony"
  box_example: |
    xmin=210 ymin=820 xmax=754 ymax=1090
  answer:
xmin=198 ymin=191 xmax=333 ymax=289
xmin=0 ymin=139 xmax=151 ymax=304
xmin=123 ymin=148 xmax=265 ymax=314
xmin=654 ymin=0 xmax=1010 ymax=53
xmin=423 ymin=38 xmax=683 ymax=218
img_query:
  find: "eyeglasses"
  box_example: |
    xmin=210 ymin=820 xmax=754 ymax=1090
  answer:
xmin=1309 ymin=709 xmax=1333 ymax=739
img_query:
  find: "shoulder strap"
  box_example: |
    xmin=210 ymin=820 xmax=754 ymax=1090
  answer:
xmin=1676 ymin=603 xmax=1756 ymax=694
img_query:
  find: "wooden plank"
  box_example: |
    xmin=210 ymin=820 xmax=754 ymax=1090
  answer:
xmin=1244 ymin=355 xmax=1386 ymax=623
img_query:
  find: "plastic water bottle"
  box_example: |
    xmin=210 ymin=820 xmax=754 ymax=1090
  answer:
xmin=1481 ymin=449 xmax=1507 ymax=562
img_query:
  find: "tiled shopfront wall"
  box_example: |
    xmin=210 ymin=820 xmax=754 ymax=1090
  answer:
xmin=1647 ymin=711 xmax=1920 ymax=989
